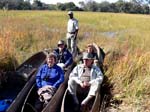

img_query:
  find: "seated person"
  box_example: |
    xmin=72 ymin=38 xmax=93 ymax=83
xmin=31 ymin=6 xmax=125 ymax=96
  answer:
xmin=54 ymin=40 xmax=73 ymax=69
xmin=35 ymin=53 xmax=64 ymax=112
xmin=87 ymin=44 xmax=99 ymax=63
xmin=87 ymin=44 xmax=105 ymax=73
xmin=77 ymin=44 xmax=98 ymax=64
xmin=67 ymin=52 xmax=103 ymax=111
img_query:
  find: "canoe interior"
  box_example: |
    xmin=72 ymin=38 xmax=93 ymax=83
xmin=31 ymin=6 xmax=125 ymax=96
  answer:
xmin=42 ymin=63 xmax=76 ymax=112
xmin=0 ymin=72 xmax=27 ymax=109
xmin=61 ymin=43 xmax=102 ymax=112
xmin=21 ymin=63 xmax=76 ymax=112
xmin=21 ymin=84 xmax=38 ymax=112
xmin=62 ymin=89 xmax=98 ymax=112
xmin=16 ymin=51 xmax=47 ymax=79
xmin=0 ymin=51 xmax=46 ymax=112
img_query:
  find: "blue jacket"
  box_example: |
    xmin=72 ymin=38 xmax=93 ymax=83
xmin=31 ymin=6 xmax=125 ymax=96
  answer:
xmin=54 ymin=48 xmax=73 ymax=67
xmin=36 ymin=64 xmax=64 ymax=89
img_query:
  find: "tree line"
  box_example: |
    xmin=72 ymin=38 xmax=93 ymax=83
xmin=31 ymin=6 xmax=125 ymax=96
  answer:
xmin=0 ymin=0 xmax=150 ymax=14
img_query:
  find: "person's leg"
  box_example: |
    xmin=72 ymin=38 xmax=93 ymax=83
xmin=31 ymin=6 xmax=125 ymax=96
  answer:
xmin=71 ymin=36 xmax=76 ymax=55
xmin=68 ymin=78 xmax=79 ymax=111
xmin=67 ymin=78 xmax=78 ymax=95
xmin=35 ymin=98 xmax=44 ymax=112
xmin=67 ymin=38 xmax=71 ymax=50
xmin=81 ymin=82 xmax=99 ymax=105
xmin=66 ymin=33 xmax=71 ymax=51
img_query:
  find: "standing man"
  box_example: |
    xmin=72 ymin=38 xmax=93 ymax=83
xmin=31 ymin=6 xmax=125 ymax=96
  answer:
xmin=67 ymin=11 xmax=79 ymax=55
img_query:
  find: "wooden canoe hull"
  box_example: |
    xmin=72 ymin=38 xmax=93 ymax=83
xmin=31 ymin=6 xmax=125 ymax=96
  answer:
xmin=60 ymin=87 xmax=101 ymax=112
xmin=61 ymin=43 xmax=102 ymax=112
xmin=21 ymin=63 xmax=76 ymax=112
xmin=16 ymin=51 xmax=47 ymax=79
xmin=5 ymin=51 xmax=47 ymax=112
xmin=21 ymin=83 xmax=38 ymax=112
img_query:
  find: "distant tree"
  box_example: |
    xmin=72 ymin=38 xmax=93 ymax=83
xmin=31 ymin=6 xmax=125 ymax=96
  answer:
xmin=85 ymin=1 xmax=98 ymax=11
xmin=131 ymin=0 xmax=150 ymax=14
xmin=57 ymin=3 xmax=66 ymax=10
xmin=115 ymin=0 xmax=126 ymax=12
xmin=132 ymin=0 xmax=150 ymax=4
xmin=18 ymin=1 xmax=31 ymax=10
xmin=64 ymin=2 xmax=77 ymax=11
xmin=0 ymin=0 xmax=149 ymax=13
xmin=110 ymin=3 xmax=119 ymax=12
xmin=32 ymin=0 xmax=45 ymax=10
xmin=142 ymin=4 xmax=150 ymax=14
xmin=47 ymin=4 xmax=57 ymax=10
xmin=98 ymin=1 xmax=110 ymax=12
xmin=0 ymin=0 xmax=5 ymax=9
xmin=79 ymin=1 xmax=85 ymax=9
xmin=57 ymin=2 xmax=81 ymax=11
xmin=0 ymin=0 xmax=32 ymax=10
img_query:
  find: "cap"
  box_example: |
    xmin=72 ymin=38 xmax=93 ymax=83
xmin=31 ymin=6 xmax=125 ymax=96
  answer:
xmin=57 ymin=40 xmax=65 ymax=46
xmin=68 ymin=11 xmax=73 ymax=15
xmin=87 ymin=44 xmax=93 ymax=48
xmin=83 ymin=52 xmax=94 ymax=60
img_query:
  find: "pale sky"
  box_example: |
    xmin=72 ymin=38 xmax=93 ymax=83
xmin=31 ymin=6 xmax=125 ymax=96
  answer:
xmin=40 ymin=0 xmax=130 ymax=6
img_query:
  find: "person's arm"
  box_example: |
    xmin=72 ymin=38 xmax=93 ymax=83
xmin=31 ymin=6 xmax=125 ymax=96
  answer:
xmin=36 ymin=66 xmax=44 ymax=88
xmin=53 ymin=67 xmax=64 ymax=88
xmin=69 ymin=65 xmax=82 ymax=84
xmin=89 ymin=66 xmax=103 ymax=85
xmin=64 ymin=51 xmax=73 ymax=67
xmin=74 ymin=19 xmax=79 ymax=40
xmin=75 ymin=29 xmax=78 ymax=40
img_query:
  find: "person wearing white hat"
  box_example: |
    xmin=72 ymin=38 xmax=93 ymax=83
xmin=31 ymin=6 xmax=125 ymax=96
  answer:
xmin=67 ymin=52 xmax=103 ymax=111
xmin=53 ymin=40 xmax=73 ymax=70
xmin=66 ymin=11 xmax=79 ymax=55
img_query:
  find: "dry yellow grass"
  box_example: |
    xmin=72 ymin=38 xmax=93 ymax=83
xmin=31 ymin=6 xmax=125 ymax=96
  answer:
xmin=0 ymin=10 xmax=150 ymax=111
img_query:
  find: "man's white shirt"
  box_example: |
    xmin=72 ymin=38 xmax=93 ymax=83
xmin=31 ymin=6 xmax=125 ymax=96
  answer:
xmin=67 ymin=18 xmax=79 ymax=33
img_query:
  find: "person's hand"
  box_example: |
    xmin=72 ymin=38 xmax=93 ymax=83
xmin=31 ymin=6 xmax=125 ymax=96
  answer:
xmin=37 ymin=88 xmax=43 ymax=95
xmin=80 ymin=82 xmax=85 ymax=88
xmin=63 ymin=65 xmax=66 ymax=70
xmin=83 ymin=81 xmax=90 ymax=87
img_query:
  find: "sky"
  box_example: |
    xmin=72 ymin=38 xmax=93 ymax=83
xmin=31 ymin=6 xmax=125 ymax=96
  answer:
xmin=40 ymin=0 xmax=130 ymax=6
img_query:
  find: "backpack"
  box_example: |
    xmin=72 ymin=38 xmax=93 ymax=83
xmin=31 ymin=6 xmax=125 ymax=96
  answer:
xmin=0 ymin=99 xmax=12 ymax=112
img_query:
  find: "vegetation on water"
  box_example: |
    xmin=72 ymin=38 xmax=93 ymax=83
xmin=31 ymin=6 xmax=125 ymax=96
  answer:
xmin=0 ymin=10 xmax=150 ymax=111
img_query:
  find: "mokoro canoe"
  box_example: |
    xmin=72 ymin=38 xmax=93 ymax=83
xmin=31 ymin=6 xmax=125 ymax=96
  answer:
xmin=61 ymin=43 xmax=103 ymax=112
xmin=21 ymin=63 xmax=76 ymax=112
xmin=0 ymin=51 xmax=47 ymax=112
xmin=16 ymin=51 xmax=47 ymax=80
xmin=61 ymin=86 xmax=101 ymax=112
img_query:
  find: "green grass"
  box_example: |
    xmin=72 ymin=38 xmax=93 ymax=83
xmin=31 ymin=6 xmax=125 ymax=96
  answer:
xmin=0 ymin=10 xmax=150 ymax=111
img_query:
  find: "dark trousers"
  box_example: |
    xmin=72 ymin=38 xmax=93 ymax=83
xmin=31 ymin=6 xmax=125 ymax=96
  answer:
xmin=34 ymin=99 xmax=44 ymax=112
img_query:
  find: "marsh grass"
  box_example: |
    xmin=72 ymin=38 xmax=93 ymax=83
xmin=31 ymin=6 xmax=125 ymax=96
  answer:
xmin=0 ymin=11 xmax=150 ymax=111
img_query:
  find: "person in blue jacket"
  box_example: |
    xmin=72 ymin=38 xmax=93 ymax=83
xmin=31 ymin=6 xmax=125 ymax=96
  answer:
xmin=35 ymin=52 xmax=64 ymax=112
xmin=54 ymin=40 xmax=73 ymax=69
